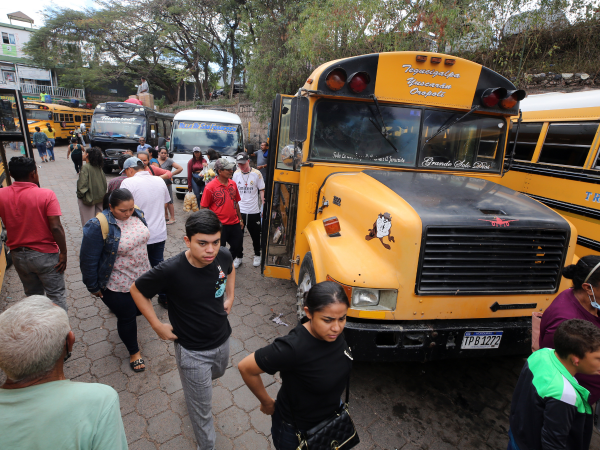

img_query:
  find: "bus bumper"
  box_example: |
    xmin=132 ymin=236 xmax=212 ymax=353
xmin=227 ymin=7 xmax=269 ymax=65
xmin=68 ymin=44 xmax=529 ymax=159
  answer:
xmin=343 ymin=317 xmax=532 ymax=362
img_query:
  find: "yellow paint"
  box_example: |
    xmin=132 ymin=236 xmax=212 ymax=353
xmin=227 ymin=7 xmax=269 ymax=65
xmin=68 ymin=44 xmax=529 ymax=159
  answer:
xmin=20 ymin=102 xmax=93 ymax=140
xmin=263 ymin=265 xmax=292 ymax=280
xmin=358 ymin=310 xmax=386 ymax=319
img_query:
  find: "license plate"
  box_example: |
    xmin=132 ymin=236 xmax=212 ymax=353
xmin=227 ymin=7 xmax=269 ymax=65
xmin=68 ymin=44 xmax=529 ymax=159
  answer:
xmin=461 ymin=331 xmax=503 ymax=349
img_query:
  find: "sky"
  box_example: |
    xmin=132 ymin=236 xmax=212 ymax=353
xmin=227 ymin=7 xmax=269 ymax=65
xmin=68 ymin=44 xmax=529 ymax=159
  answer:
xmin=0 ymin=1 xmax=95 ymax=27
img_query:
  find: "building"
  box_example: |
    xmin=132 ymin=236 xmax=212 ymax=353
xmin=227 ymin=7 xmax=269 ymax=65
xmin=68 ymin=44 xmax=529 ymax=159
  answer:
xmin=0 ymin=11 xmax=84 ymax=102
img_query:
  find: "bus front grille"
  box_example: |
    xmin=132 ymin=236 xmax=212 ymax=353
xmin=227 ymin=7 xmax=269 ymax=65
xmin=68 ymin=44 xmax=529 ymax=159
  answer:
xmin=416 ymin=227 xmax=568 ymax=295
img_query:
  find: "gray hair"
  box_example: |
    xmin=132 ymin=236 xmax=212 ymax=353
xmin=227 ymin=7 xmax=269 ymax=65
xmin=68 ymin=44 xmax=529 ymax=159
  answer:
xmin=0 ymin=296 xmax=70 ymax=381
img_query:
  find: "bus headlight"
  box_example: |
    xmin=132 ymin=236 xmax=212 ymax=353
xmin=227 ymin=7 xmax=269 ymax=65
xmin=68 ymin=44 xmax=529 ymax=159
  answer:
xmin=352 ymin=289 xmax=379 ymax=307
xmin=174 ymin=178 xmax=180 ymax=184
xmin=181 ymin=178 xmax=187 ymax=185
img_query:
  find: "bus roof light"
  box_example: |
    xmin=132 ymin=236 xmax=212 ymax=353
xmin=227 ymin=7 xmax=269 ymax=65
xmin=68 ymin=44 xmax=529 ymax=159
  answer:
xmin=325 ymin=68 xmax=347 ymax=91
xmin=416 ymin=55 xmax=427 ymax=62
xmin=430 ymin=57 xmax=442 ymax=64
xmin=500 ymin=89 xmax=526 ymax=109
xmin=348 ymin=72 xmax=370 ymax=93
xmin=481 ymin=87 xmax=508 ymax=107
xmin=323 ymin=217 xmax=341 ymax=236
xmin=306 ymin=78 xmax=313 ymax=84
xmin=445 ymin=59 xmax=456 ymax=65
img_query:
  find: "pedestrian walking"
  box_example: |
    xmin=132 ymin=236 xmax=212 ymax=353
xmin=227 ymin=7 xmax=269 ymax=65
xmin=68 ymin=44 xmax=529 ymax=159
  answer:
xmin=66 ymin=137 xmax=84 ymax=174
xmin=201 ymin=157 xmax=244 ymax=268
xmin=238 ymin=281 xmax=353 ymax=450
xmin=539 ymin=256 xmax=600 ymax=405
xmin=43 ymin=123 xmax=56 ymax=162
xmin=80 ymin=188 xmax=151 ymax=373
xmin=0 ymin=157 xmax=68 ymax=310
xmin=187 ymin=147 xmax=206 ymax=208
xmin=233 ymin=152 xmax=265 ymax=267
xmin=508 ymin=319 xmax=600 ymax=450
xmin=157 ymin=146 xmax=183 ymax=224
xmin=107 ymin=155 xmax=132 ymax=193
xmin=32 ymin=126 xmax=49 ymax=162
xmin=120 ymin=157 xmax=170 ymax=307
xmin=131 ymin=210 xmax=235 ymax=450
xmin=77 ymin=147 xmax=107 ymax=227
xmin=137 ymin=137 xmax=152 ymax=153
xmin=0 ymin=296 xmax=128 ymax=450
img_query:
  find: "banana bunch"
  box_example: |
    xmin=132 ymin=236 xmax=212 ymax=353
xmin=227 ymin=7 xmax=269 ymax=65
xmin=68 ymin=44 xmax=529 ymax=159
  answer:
xmin=203 ymin=168 xmax=216 ymax=183
xmin=183 ymin=192 xmax=199 ymax=212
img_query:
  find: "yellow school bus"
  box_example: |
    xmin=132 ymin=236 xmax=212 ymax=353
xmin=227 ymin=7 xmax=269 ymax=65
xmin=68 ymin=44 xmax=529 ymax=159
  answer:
xmin=22 ymin=101 xmax=93 ymax=141
xmin=500 ymin=90 xmax=600 ymax=258
xmin=261 ymin=51 xmax=577 ymax=361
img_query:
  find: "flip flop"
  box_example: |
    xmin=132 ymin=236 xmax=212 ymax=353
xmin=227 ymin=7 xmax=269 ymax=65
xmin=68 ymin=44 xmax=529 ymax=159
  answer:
xmin=130 ymin=358 xmax=146 ymax=373
xmin=166 ymin=219 xmax=176 ymax=225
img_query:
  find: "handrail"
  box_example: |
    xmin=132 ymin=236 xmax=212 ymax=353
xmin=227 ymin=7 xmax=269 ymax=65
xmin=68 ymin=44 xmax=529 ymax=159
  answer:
xmin=18 ymin=83 xmax=85 ymax=99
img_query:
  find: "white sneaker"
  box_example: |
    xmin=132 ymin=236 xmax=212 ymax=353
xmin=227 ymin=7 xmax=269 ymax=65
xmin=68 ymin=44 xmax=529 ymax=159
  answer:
xmin=233 ymin=257 xmax=243 ymax=269
xmin=253 ymin=256 xmax=261 ymax=267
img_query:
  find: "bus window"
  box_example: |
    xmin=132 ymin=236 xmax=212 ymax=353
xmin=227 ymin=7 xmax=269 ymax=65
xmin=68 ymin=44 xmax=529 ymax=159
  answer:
xmin=158 ymin=119 xmax=165 ymax=137
xmin=75 ymin=115 xmax=81 ymax=123
xmin=537 ymin=122 xmax=599 ymax=167
xmin=68 ymin=114 xmax=74 ymax=122
xmin=54 ymin=113 xmax=59 ymax=122
xmin=59 ymin=114 xmax=65 ymax=122
xmin=24 ymin=109 xmax=52 ymax=122
xmin=420 ymin=111 xmax=506 ymax=171
xmin=310 ymin=100 xmax=420 ymax=167
xmin=508 ymin=122 xmax=543 ymax=161
xmin=266 ymin=183 xmax=299 ymax=266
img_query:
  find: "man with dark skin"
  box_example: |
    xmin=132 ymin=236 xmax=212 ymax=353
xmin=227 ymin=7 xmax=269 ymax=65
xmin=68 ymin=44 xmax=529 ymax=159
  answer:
xmin=0 ymin=157 xmax=68 ymax=310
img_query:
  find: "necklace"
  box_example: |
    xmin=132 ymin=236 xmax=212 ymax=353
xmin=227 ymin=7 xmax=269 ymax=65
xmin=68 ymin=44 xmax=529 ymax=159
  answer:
xmin=241 ymin=171 xmax=251 ymax=187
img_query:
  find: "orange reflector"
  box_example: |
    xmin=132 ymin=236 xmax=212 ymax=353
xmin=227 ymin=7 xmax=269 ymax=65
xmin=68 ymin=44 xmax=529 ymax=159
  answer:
xmin=416 ymin=55 xmax=427 ymax=62
xmin=500 ymin=89 xmax=526 ymax=109
xmin=325 ymin=69 xmax=347 ymax=91
xmin=306 ymin=78 xmax=313 ymax=84
xmin=323 ymin=216 xmax=341 ymax=236
xmin=430 ymin=57 xmax=442 ymax=64
xmin=326 ymin=275 xmax=352 ymax=302
xmin=445 ymin=59 xmax=455 ymax=65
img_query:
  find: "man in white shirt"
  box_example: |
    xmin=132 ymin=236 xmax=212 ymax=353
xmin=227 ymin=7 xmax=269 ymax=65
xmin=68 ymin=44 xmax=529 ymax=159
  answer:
xmin=233 ymin=152 xmax=265 ymax=267
xmin=120 ymin=157 xmax=170 ymax=306
xmin=137 ymin=77 xmax=149 ymax=95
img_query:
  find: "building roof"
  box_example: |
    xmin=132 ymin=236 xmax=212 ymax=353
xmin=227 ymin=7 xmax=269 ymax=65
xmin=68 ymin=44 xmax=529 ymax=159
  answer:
xmin=7 ymin=11 xmax=34 ymax=24
xmin=0 ymin=55 xmax=33 ymax=65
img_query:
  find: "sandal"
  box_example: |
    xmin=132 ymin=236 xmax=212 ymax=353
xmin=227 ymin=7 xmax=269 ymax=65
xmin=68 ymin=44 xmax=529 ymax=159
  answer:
xmin=166 ymin=219 xmax=176 ymax=225
xmin=130 ymin=358 xmax=146 ymax=373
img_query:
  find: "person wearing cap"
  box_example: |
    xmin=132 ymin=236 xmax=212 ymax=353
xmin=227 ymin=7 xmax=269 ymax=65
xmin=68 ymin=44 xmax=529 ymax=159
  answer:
xmin=107 ymin=155 xmax=132 ymax=193
xmin=233 ymin=152 xmax=265 ymax=267
xmin=201 ymin=157 xmax=244 ymax=268
xmin=120 ymin=157 xmax=171 ymax=307
xmin=539 ymin=255 xmax=600 ymax=406
xmin=187 ymin=147 xmax=207 ymax=208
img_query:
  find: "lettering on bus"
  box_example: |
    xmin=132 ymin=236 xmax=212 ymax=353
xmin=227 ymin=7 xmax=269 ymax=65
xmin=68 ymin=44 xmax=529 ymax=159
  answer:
xmin=585 ymin=192 xmax=600 ymax=203
xmin=332 ymin=152 xmax=406 ymax=164
xmin=402 ymin=64 xmax=461 ymax=99
xmin=178 ymin=122 xmax=237 ymax=134
xmin=421 ymin=157 xmax=491 ymax=170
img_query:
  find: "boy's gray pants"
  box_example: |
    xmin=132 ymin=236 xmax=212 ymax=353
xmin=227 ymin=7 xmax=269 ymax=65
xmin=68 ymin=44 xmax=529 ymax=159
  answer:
xmin=175 ymin=338 xmax=230 ymax=450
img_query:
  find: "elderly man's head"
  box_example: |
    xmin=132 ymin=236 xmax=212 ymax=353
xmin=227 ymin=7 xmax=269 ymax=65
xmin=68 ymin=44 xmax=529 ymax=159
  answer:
xmin=0 ymin=296 xmax=71 ymax=382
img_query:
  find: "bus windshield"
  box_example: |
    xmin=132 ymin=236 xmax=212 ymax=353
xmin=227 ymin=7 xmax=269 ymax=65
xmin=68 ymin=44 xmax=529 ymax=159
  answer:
xmin=25 ymin=109 xmax=52 ymax=123
xmin=91 ymin=114 xmax=146 ymax=138
xmin=310 ymin=100 xmax=421 ymax=166
xmin=172 ymin=121 xmax=241 ymax=154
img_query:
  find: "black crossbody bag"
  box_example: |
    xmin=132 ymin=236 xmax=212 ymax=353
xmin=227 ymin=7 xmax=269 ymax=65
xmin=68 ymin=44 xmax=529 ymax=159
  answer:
xmin=290 ymin=376 xmax=360 ymax=450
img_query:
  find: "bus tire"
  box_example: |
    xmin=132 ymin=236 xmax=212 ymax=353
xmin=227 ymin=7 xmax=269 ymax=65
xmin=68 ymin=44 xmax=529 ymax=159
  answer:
xmin=102 ymin=167 xmax=113 ymax=174
xmin=296 ymin=252 xmax=316 ymax=323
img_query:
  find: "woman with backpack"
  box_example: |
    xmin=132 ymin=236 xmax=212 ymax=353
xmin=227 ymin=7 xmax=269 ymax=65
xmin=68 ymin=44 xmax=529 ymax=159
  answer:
xmin=67 ymin=137 xmax=83 ymax=174
xmin=76 ymin=146 xmax=107 ymax=227
xmin=80 ymin=188 xmax=151 ymax=373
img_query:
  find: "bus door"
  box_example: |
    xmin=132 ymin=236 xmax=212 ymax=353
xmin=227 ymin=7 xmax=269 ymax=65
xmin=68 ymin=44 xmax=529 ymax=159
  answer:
xmin=261 ymin=94 xmax=302 ymax=280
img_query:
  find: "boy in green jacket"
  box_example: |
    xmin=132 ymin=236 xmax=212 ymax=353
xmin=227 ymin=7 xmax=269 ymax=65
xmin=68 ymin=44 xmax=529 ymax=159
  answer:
xmin=509 ymin=319 xmax=600 ymax=450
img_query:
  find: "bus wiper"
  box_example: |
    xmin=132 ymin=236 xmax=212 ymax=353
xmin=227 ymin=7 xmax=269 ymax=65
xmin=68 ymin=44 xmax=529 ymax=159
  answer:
xmin=424 ymin=105 xmax=479 ymax=145
xmin=368 ymin=94 xmax=398 ymax=153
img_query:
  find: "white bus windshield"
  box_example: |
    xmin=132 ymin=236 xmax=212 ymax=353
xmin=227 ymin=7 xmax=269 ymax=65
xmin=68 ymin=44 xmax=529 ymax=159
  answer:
xmin=91 ymin=115 xmax=146 ymax=138
xmin=172 ymin=121 xmax=241 ymax=154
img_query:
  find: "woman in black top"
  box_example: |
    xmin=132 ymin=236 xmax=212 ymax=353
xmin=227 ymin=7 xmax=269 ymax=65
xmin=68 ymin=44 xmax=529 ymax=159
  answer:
xmin=67 ymin=137 xmax=83 ymax=174
xmin=238 ymin=281 xmax=352 ymax=450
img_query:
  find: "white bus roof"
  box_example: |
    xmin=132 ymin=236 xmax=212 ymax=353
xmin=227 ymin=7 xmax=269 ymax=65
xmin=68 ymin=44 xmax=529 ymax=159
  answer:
xmin=520 ymin=90 xmax=600 ymax=112
xmin=173 ymin=109 xmax=242 ymax=124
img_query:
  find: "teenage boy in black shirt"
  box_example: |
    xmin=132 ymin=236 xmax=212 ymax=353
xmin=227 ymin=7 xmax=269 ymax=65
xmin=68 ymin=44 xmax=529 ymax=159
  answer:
xmin=131 ymin=210 xmax=235 ymax=450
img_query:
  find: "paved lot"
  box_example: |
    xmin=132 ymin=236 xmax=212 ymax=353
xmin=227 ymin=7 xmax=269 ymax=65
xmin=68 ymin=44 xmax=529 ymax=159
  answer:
xmin=1 ymin=144 xmax=599 ymax=450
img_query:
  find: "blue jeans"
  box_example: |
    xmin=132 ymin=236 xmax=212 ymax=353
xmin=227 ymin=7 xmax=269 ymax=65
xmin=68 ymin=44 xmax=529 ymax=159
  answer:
xmin=147 ymin=241 xmax=167 ymax=302
xmin=271 ymin=407 xmax=304 ymax=450
xmin=36 ymin=143 xmax=47 ymax=158
xmin=507 ymin=430 xmax=520 ymax=450
xmin=191 ymin=174 xmax=204 ymax=208
xmin=46 ymin=139 xmax=55 ymax=160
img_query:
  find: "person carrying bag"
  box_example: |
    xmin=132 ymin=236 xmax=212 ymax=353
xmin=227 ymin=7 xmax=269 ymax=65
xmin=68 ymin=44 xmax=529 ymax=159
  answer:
xmin=238 ymin=281 xmax=359 ymax=450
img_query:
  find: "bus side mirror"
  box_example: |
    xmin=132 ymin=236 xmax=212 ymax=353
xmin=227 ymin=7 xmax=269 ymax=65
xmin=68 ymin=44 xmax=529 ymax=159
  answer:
xmin=289 ymin=96 xmax=309 ymax=143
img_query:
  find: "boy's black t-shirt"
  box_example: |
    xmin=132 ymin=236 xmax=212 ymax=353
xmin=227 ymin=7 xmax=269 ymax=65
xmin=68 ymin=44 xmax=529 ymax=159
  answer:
xmin=254 ymin=324 xmax=352 ymax=430
xmin=135 ymin=248 xmax=233 ymax=351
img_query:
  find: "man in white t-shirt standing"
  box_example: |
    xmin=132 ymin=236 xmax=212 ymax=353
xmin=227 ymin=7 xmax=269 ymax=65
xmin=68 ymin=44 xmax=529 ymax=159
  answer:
xmin=120 ymin=157 xmax=171 ymax=306
xmin=233 ymin=152 xmax=265 ymax=267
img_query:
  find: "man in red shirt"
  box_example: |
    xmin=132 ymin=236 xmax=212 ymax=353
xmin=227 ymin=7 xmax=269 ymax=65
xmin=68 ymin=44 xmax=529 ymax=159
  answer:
xmin=0 ymin=157 xmax=68 ymax=310
xmin=201 ymin=158 xmax=244 ymax=268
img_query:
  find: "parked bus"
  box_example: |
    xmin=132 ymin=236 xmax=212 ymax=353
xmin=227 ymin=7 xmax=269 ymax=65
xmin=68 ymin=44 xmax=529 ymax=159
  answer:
xmin=90 ymin=102 xmax=174 ymax=173
xmin=170 ymin=109 xmax=244 ymax=199
xmin=500 ymin=90 xmax=600 ymax=258
xmin=21 ymin=101 xmax=93 ymax=141
xmin=262 ymin=51 xmax=576 ymax=361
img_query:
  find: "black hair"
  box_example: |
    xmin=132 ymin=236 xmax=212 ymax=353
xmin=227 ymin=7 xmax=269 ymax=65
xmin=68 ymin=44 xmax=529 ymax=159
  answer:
xmin=159 ymin=147 xmax=168 ymax=152
xmin=85 ymin=147 xmax=104 ymax=168
xmin=261 ymin=141 xmax=268 ymax=147
xmin=103 ymin=188 xmax=134 ymax=211
xmin=554 ymin=319 xmax=600 ymax=359
xmin=118 ymin=154 xmax=132 ymax=170
xmin=185 ymin=210 xmax=222 ymax=239
xmin=304 ymin=281 xmax=349 ymax=315
xmin=8 ymin=157 xmax=36 ymax=181
xmin=150 ymin=148 xmax=158 ymax=159
xmin=207 ymin=148 xmax=220 ymax=161
xmin=71 ymin=137 xmax=77 ymax=144
xmin=34 ymin=126 xmax=40 ymax=132
xmin=562 ymin=255 xmax=600 ymax=290
xmin=47 ymin=124 xmax=53 ymax=132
